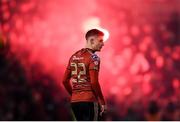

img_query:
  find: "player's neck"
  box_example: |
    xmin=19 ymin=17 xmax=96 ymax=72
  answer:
xmin=85 ymin=45 xmax=93 ymax=50
xmin=85 ymin=45 xmax=96 ymax=53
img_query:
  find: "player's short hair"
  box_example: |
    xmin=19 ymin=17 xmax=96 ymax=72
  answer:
xmin=85 ymin=29 xmax=104 ymax=41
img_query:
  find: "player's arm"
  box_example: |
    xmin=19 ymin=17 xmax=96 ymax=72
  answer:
xmin=89 ymin=56 xmax=105 ymax=105
xmin=89 ymin=68 xmax=107 ymax=116
xmin=89 ymin=69 xmax=105 ymax=105
xmin=62 ymin=61 xmax=72 ymax=95
xmin=89 ymin=55 xmax=107 ymax=116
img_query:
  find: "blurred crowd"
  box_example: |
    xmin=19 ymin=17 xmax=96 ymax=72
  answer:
xmin=0 ymin=37 xmax=73 ymax=120
xmin=102 ymin=10 xmax=180 ymax=121
xmin=1 ymin=22 xmax=180 ymax=120
xmin=0 ymin=0 xmax=180 ymax=121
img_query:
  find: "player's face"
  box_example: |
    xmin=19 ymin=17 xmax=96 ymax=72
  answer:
xmin=92 ymin=36 xmax=104 ymax=52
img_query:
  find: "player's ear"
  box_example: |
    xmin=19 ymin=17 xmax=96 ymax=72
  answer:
xmin=90 ymin=37 xmax=94 ymax=45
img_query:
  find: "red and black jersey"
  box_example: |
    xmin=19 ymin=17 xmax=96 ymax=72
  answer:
xmin=63 ymin=48 xmax=105 ymax=105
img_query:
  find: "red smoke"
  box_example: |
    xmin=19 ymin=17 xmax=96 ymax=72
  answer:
xmin=1 ymin=0 xmax=179 ymax=102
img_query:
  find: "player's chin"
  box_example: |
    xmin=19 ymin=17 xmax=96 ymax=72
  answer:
xmin=99 ymin=47 xmax=103 ymax=51
xmin=96 ymin=47 xmax=102 ymax=51
xmin=97 ymin=48 xmax=101 ymax=51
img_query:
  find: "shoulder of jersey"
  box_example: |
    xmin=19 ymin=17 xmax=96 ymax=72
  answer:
xmin=71 ymin=49 xmax=85 ymax=57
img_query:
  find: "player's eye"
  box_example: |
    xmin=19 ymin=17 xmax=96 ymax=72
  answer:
xmin=99 ymin=39 xmax=103 ymax=42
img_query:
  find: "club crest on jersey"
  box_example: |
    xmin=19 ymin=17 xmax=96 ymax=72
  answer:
xmin=91 ymin=54 xmax=99 ymax=61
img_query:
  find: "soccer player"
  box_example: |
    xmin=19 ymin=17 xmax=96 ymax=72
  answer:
xmin=62 ymin=29 xmax=106 ymax=121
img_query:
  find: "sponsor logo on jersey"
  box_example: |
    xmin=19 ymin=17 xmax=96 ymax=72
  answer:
xmin=72 ymin=56 xmax=84 ymax=60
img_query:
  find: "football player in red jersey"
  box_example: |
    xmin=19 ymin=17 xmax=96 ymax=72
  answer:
xmin=62 ymin=29 xmax=107 ymax=121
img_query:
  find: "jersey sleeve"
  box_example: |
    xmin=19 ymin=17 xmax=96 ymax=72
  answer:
xmin=62 ymin=57 xmax=72 ymax=95
xmin=89 ymin=54 xmax=105 ymax=105
xmin=89 ymin=67 xmax=105 ymax=105
xmin=62 ymin=68 xmax=72 ymax=95
xmin=89 ymin=54 xmax=100 ymax=71
xmin=67 ymin=57 xmax=72 ymax=70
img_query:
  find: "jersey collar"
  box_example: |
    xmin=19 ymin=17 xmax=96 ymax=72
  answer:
xmin=85 ymin=48 xmax=95 ymax=53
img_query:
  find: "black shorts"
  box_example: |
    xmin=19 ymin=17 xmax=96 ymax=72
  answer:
xmin=71 ymin=102 xmax=100 ymax=121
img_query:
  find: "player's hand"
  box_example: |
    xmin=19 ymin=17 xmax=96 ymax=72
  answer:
xmin=100 ymin=105 xmax=107 ymax=116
